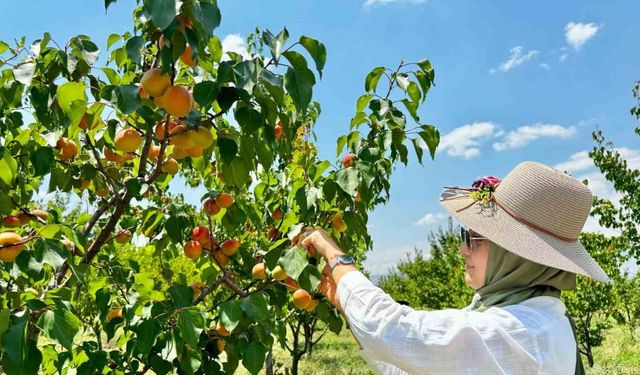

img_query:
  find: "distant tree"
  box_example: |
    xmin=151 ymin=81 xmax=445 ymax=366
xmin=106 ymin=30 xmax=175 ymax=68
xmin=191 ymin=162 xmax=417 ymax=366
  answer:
xmin=562 ymin=233 xmax=624 ymax=367
xmin=377 ymin=220 xmax=473 ymax=310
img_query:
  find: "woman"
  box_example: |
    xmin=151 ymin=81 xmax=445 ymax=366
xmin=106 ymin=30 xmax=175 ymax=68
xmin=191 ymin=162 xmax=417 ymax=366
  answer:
xmin=298 ymin=161 xmax=609 ymax=375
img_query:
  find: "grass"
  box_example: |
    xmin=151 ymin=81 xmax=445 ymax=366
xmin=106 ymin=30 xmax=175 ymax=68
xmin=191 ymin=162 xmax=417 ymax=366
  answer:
xmin=236 ymin=324 xmax=639 ymax=374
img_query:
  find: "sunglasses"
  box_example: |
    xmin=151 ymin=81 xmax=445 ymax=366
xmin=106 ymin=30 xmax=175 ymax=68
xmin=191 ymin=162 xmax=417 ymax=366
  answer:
xmin=460 ymin=227 xmax=487 ymax=251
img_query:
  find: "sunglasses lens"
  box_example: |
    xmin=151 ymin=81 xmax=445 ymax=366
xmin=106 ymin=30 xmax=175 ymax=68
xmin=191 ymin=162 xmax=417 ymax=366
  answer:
xmin=460 ymin=228 xmax=471 ymax=248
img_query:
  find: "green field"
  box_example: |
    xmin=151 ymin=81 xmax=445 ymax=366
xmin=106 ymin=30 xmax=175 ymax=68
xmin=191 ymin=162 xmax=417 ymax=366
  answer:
xmin=239 ymin=325 xmax=639 ymax=374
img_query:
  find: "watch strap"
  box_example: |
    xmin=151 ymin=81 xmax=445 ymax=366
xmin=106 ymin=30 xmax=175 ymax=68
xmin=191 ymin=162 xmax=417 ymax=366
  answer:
xmin=328 ymin=255 xmax=355 ymax=273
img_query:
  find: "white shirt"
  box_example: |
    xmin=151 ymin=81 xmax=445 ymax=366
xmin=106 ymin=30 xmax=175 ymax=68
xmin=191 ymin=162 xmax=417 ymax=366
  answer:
xmin=337 ymin=271 xmax=576 ymax=375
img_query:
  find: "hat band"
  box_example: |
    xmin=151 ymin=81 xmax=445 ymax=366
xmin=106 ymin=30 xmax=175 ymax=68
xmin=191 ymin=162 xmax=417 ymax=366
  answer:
xmin=442 ymin=187 xmax=578 ymax=243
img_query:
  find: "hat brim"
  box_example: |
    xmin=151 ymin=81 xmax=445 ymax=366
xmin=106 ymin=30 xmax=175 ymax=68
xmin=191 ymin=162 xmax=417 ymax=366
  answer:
xmin=440 ymin=189 xmax=610 ymax=283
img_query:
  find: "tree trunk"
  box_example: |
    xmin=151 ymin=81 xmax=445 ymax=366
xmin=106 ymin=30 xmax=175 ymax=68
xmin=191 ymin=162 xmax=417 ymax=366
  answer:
xmin=265 ymin=350 xmax=274 ymax=375
xmin=291 ymin=354 xmax=301 ymax=375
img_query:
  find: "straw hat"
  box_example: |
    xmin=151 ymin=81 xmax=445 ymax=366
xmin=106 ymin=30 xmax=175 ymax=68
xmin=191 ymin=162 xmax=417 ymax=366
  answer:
xmin=440 ymin=161 xmax=610 ymax=282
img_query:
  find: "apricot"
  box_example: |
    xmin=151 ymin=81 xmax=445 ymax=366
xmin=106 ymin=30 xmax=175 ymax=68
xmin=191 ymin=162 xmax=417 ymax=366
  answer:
xmin=170 ymin=125 xmax=196 ymax=149
xmin=216 ymin=321 xmax=230 ymax=337
xmin=304 ymin=299 xmax=319 ymax=312
xmin=252 ymin=263 xmax=266 ymax=279
xmin=180 ymin=44 xmax=196 ymax=67
xmin=272 ymin=265 xmax=287 ymax=281
xmin=190 ymin=281 xmax=206 ymax=297
xmin=342 ymin=153 xmax=356 ymax=168
xmin=154 ymin=94 xmax=165 ymax=109
xmin=184 ymin=240 xmax=202 ymax=259
xmin=283 ymin=277 xmax=300 ymax=291
xmin=191 ymin=127 xmax=214 ymax=148
xmin=162 ymin=86 xmax=193 ymax=118
xmin=78 ymin=114 xmax=88 ymax=130
xmin=203 ymin=198 xmax=220 ymax=216
xmin=213 ymin=250 xmax=229 ymax=267
xmin=161 ymin=158 xmax=180 ymax=175
xmin=56 ymin=137 xmax=78 ymax=161
xmin=140 ymin=68 xmax=171 ymax=97
xmin=114 ymin=129 xmax=142 ymax=153
xmin=271 ymin=208 xmax=283 ymax=221
xmin=177 ymin=14 xmax=193 ymax=33
xmin=172 ymin=147 xmax=188 ymax=160
xmin=267 ymin=225 xmax=279 ymax=242
xmin=215 ymin=193 xmax=234 ymax=209
xmin=106 ymin=308 xmax=123 ymax=323
xmin=31 ymin=210 xmax=49 ymax=223
xmin=2 ymin=215 xmax=21 ymax=228
xmin=216 ymin=339 xmax=225 ymax=352
xmin=138 ymin=84 xmax=149 ymax=99
xmin=292 ymin=289 xmax=312 ymax=310
xmin=220 ymin=239 xmax=239 ymax=256
xmin=192 ymin=226 xmax=210 ymax=245
xmin=148 ymin=145 xmax=162 ymax=163
xmin=275 ymin=121 xmax=283 ymax=140
xmin=332 ymin=212 xmax=347 ymax=233
xmin=185 ymin=146 xmax=203 ymax=158
xmin=115 ymin=229 xmax=132 ymax=244
xmin=154 ymin=120 xmax=176 ymax=140
xmin=0 ymin=232 xmax=25 ymax=262
xmin=15 ymin=213 xmax=30 ymax=225
xmin=95 ymin=186 xmax=109 ymax=197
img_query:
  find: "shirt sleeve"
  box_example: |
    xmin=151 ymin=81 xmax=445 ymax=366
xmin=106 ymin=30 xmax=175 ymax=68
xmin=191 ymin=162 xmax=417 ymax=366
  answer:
xmin=336 ymin=271 xmax=544 ymax=375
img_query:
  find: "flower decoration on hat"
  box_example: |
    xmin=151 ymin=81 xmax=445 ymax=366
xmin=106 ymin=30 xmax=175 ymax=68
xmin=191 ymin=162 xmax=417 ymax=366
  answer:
xmin=469 ymin=176 xmax=502 ymax=207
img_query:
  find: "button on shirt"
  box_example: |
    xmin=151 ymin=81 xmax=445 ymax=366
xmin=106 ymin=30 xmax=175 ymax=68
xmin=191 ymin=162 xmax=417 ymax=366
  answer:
xmin=337 ymin=271 xmax=577 ymax=375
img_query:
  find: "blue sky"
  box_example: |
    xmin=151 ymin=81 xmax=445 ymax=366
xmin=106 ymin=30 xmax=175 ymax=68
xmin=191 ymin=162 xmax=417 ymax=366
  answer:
xmin=2 ymin=0 xmax=639 ymax=275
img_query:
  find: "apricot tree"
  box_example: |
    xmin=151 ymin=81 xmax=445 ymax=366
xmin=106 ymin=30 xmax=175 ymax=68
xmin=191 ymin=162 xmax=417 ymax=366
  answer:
xmin=0 ymin=1 xmax=439 ymax=373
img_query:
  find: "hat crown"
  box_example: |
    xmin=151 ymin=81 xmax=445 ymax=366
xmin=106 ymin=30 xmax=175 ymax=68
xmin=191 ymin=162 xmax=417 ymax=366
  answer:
xmin=494 ymin=161 xmax=592 ymax=240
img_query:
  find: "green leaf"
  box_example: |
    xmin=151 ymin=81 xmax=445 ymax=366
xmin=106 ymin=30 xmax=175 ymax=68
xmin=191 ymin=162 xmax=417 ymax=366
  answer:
xmin=407 ymin=81 xmax=421 ymax=103
xmin=13 ymin=61 xmax=36 ymax=86
xmin=365 ymin=66 xmax=385 ymax=93
xmin=144 ymin=0 xmax=177 ymax=30
xmin=30 ymin=147 xmax=54 ymax=177
xmin=114 ymin=84 xmax=141 ymax=114
xmin=298 ymin=265 xmax=322 ymax=292
xmin=335 ymin=167 xmax=359 ymax=195
xmin=107 ymin=33 xmax=121 ymax=49
xmin=0 ymin=154 xmax=18 ymax=186
xmin=221 ymin=158 xmax=251 ymax=188
xmin=419 ymin=125 xmax=440 ymax=160
xmin=2 ymin=314 xmax=42 ymax=375
xmin=193 ymin=81 xmax=219 ymax=109
xmin=234 ymin=60 xmax=261 ymax=93
xmin=169 ymin=285 xmax=194 ymax=308
xmin=198 ymin=2 xmax=222 ymax=34
xmin=177 ymin=308 xmax=204 ymax=349
xmin=356 ymin=94 xmax=373 ymax=113
xmin=105 ymin=0 xmax=118 ymax=11
xmin=0 ymin=310 xmax=10 ymax=351
xmin=125 ymin=36 xmax=145 ymax=65
xmin=57 ymin=82 xmax=87 ymax=114
xmin=285 ymin=67 xmax=315 ymax=113
xmin=401 ymin=98 xmax=419 ymax=122
xmin=299 ymin=36 xmax=326 ymax=78
xmin=412 ymin=138 xmax=424 ymax=165
xmin=242 ymin=342 xmax=267 ymax=375
xmin=135 ymin=319 xmax=160 ymax=355
xmin=282 ymin=50 xmax=307 ymax=71
xmin=219 ymin=301 xmax=243 ymax=332
xmin=235 ymin=106 xmax=263 ymax=134
xmin=36 ymin=305 xmax=80 ymax=351
xmin=263 ymin=28 xmax=289 ymax=63
xmin=279 ymin=246 xmax=308 ymax=280
xmin=240 ymin=293 xmax=269 ymax=322
xmin=217 ymin=138 xmax=238 ymax=163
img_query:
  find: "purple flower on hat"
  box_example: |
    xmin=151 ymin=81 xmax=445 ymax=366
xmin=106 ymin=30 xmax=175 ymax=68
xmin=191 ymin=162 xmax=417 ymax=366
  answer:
xmin=472 ymin=176 xmax=502 ymax=190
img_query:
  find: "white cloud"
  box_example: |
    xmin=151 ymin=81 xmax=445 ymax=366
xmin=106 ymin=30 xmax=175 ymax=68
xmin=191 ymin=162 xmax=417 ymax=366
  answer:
xmin=489 ymin=46 xmax=538 ymax=74
xmin=364 ymin=0 xmax=427 ymax=7
xmin=554 ymin=151 xmax=593 ymax=173
xmin=413 ymin=212 xmax=447 ymax=226
xmin=437 ymin=122 xmax=496 ymax=159
xmin=221 ymin=34 xmax=250 ymax=60
xmin=559 ymin=53 xmax=568 ymax=62
xmin=565 ymin=22 xmax=600 ymax=51
xmin=493 ymin=123 xmax=576 ymax=151
xmin=538 ymin=63 xmax=550 ymax=70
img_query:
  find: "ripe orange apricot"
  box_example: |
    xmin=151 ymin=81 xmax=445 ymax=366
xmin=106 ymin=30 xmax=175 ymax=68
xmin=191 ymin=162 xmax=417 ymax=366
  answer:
xmin=0 ymin=232 xmax=25 ymax=262
xmin=2 ymin=215 xmax=21 ymax=228
xmin=275 ymin=121 xmax=283 ymax=140
xmin=252 ymin=263 xmax=266 ymax=279
xmin=332 ymin=212 xmax=347 ymax=233
xmin=213 ymin=250 xmax=229 ymax=267
xmin=114 ymin=129 xmax=142 ymax=153
xmin=161 ymin=158 xmax=180 ymax=175
xmin=190 ymin=281 xmax=206 ymax=297
xmin=190 ymin=127 xmax=214 ymax=148
xmin=172 ymin=146 xmax=188 ymax=160
xmin=154 ymin=94 xmax=165 ymax=109
xmin=184 ymin=240 xmax=202 ymax=259
xmin=342 ymin=153 xmax=356 ymax=168
xmin=56 ymin=137 xmax=78 ymax=161
xmin=138 ymin=84 xmax=149 ymax=99
xmin=115 ymin=229 xmax=132 ymax=244
xmin=271 ymin=208 xmax=283 ymax=221
xmin=216 ymin=321 xmax=230 ymax=337
xmin=141 ymin=68 xmax=171 ymax=97
xmin=192 ymin=225 xmax=210 ymax=244
xmin=177 ymin=14 xmax=193 ymax=33
xmin=162 ymin=86 xmax=193 ymax=118
xmin=106 ymin=308 xmax=123 ymax=323
xmin=283 ymin=277 xmax=300 ymax=291
xmin=185 ymin=146 xmax=203 ymax=158
xmin=203 ymin=198 xmax=220 ymax=216
xmin=292 ymin=289 xmax=313 ymax=309
xmin=148 ymin=145 xmax=162 ymax=163
xmin=180 ymin=44 xmax=196 ymax=67
xmin=215 ymin=193 xmax=234 ymax=209
xmin=220 ymin=239 xmax=239 ymax=256
xmin=170 ymin=125 xmax=196 ymax=149
xmin=216 ymin=339 xmax=225 ymax=352
xmin=304 ymin=299 xmax=319 ymax=312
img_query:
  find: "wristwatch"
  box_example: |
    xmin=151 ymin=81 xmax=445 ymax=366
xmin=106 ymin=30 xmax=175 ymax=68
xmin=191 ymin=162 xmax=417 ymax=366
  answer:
xmin=328 ymin=255 xmax=356 ymax=273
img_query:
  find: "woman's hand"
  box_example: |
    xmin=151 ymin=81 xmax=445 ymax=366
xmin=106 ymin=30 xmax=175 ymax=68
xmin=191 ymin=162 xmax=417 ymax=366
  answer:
xmin=295 ymin=228 xmax=343 ymax=260
xmin=318 ymin=264 xmax=342 ymax=312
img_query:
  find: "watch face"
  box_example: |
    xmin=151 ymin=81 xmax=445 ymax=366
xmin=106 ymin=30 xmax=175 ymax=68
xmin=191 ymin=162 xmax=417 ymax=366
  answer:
xmin=338 ymin=255 xmax=355 ymax=264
